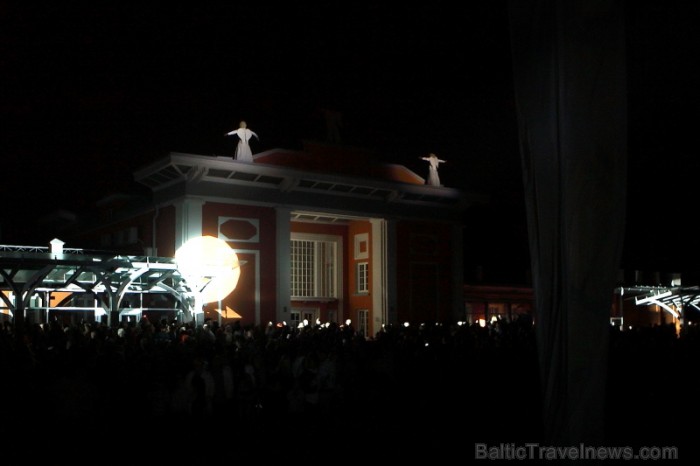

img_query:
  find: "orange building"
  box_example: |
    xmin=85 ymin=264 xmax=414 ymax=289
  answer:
xmin=68 ymin=141 xmax=481 ymax=336
xmin=463 ymin=271 xmax=692 ymax=331
xmin=463 ymin=283 xmax=534 ymax=325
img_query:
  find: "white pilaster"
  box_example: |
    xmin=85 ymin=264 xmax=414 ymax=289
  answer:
xmin=174 ymin=197 xmax=204 ymax=251
xmin=370 ymin=218 xmax=389 ymax=333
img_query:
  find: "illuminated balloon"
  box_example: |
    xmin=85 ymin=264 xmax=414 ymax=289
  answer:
xmin=175 ymin=236 xmax=241 ymax=303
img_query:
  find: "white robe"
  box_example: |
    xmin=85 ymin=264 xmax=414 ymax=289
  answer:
xmin=226 ymin=128 xmax=258 ymax=162
xmin=422 ymin=155 xmax=445 ymax=186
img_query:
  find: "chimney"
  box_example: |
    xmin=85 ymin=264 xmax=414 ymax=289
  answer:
xmin=50 ymin=238 xmax=65 ymax=256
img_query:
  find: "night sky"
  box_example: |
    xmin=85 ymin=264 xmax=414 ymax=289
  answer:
xmin=2 ymin=2 xmax=699 ymax=277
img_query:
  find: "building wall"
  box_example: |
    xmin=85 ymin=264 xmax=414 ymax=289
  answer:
xmin=620 ymin=300 xmax=676 ymax=328
xmin=65 ymin=150 xmax=470 ymax=330
xmin=396 ymin=220 xmax=455 ymax=324
xmin=463 ymin=284 xmax=535 ymax=324
xmin=71 ymin=210 xmax=147 ymax=254
xmin=72 ymin=203 xmax=177 ymax=258
xmin=348 ymin=220 xmax=373 ymax=334
xmin=155 ymin=205 xmax=176 ymax=258
xmin=199 ymin=202 xmax=278 ymax=326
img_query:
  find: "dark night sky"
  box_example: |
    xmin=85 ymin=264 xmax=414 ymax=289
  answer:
xmin=2 ymin=1 xmax=699 ymax=277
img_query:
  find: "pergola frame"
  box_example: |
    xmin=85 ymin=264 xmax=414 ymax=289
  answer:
xmin=0 ymin=244 xmax=199 ymax=327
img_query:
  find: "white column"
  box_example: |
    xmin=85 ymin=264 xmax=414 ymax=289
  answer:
xmin=276 ymin=207 xmax=291 ymax=323
xmin=174 ymin=197 xmax=204 ymax=251
xmin=370 ymin=218 xmax=389 ymax=333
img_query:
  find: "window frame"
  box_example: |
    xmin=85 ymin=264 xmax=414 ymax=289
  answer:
xmin=290 ymin=233 xmax=343 ymax=299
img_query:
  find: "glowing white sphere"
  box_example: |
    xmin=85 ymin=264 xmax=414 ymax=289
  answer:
xmin=175 ymin=236 xmax=241 ymax=303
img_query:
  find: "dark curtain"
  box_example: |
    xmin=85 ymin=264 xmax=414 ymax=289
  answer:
xmin=508 ymin=0 xmax=627 ymax=445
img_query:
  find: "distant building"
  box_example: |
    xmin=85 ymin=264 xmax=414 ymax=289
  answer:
xmin=463 ymin=283 xmax=534 ymax=325
xmin=463 ymin=269 xmax=690 ymax=331
xmin=67 ymin=141 xmax=483 ymax=335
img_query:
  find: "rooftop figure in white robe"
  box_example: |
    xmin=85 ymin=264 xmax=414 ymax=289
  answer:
xmin=421 ymin=153 xmax=446 ymax=186
xmin=225 ymin=121 xmax=259 ymax=162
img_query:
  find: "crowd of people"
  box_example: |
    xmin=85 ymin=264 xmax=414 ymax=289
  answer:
xmin=0 ymin=315 xmax=697 ymax=462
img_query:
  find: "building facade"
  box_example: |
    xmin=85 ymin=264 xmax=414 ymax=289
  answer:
xmin=70 ymin=141 xmax=477 ymax=336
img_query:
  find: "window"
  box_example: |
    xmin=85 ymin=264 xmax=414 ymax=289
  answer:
xmin=290 ymin=235 xmax=340 ymax=298
xmin=357 ymin=309 xmax=369 ymax=338
xmin=102 ymin=226 xmax=139 ymax=247
xmin=291 ymin=309 xmax=317 ymax=328
xmin=290 ymin=310 xmax=300 ymax=328
xmin=356 ymin=262 xmax=369 ymax=293
xmin=302 ymin=310 xmax=316 ymax=324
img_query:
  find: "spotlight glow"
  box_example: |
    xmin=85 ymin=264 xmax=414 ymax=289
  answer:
xmin=175 ymin=236 xmax=242 ymax=304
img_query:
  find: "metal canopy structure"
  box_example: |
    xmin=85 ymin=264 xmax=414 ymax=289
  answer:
xmin=0 ymin=243 xmax=197 ymax=325
xmin=617 ymin=285 xmax=700 ymax=320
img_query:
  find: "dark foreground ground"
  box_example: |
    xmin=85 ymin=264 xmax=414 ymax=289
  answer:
xmin=0 ymin=319 xmax=696 ymax=464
